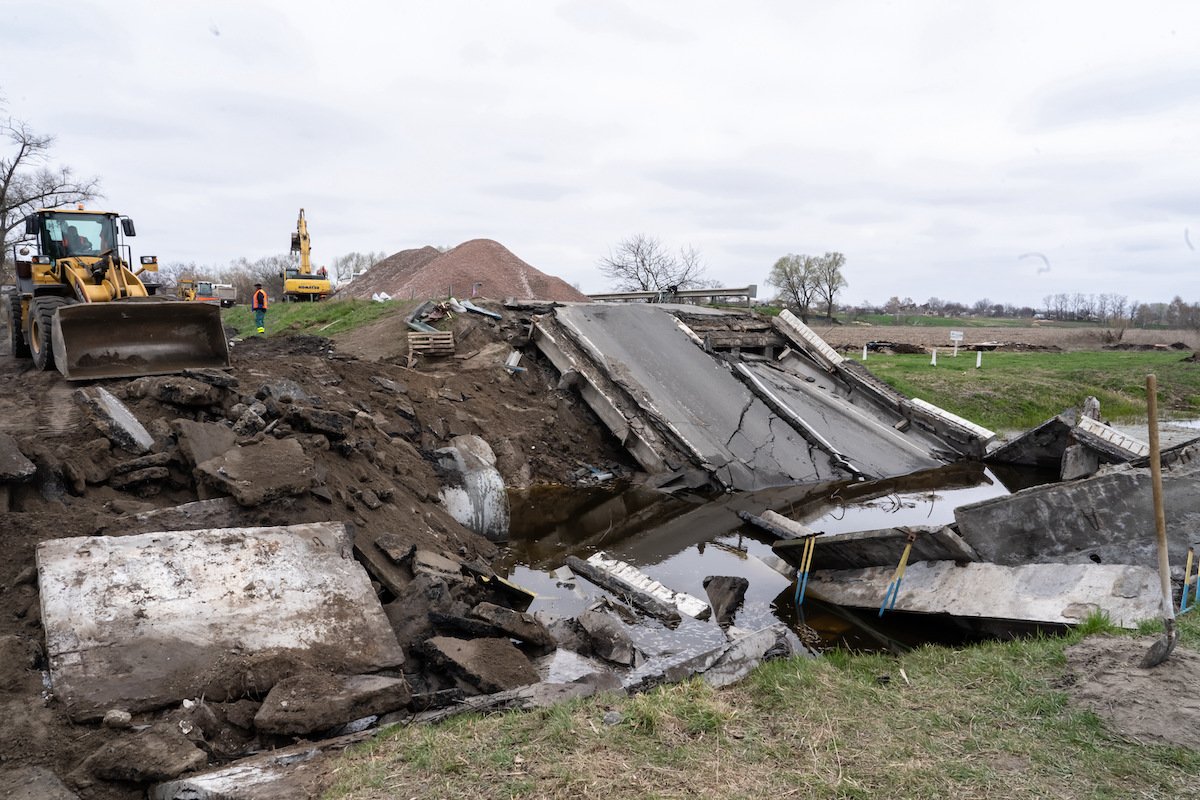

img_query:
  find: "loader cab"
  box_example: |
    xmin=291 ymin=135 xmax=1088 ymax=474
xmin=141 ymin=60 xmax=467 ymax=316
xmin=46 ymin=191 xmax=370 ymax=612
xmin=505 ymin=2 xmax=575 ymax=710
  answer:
xmin=35 ymin=212 xmax=121 ymax=259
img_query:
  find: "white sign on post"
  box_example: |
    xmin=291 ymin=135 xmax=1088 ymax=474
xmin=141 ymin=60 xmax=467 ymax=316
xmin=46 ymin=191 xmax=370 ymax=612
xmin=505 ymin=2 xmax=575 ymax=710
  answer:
xmin=949 ymin=329 xmax=964 ymax=356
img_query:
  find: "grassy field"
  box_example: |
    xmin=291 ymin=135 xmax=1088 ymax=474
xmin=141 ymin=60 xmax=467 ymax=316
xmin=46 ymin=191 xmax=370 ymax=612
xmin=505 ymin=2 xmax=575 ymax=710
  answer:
xmin=859 ymin=350 xmax=1200 ymax=431
xmin=327 ymin=614 xmax=1200 ymax=800
xmin=222 ymin=298 xmax=415 ymax=339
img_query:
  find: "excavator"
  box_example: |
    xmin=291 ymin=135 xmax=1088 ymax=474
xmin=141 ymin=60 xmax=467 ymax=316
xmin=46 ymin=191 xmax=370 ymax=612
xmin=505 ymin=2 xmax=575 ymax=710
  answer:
xmin=283 ymin=208 xmax=331 ymax=301
xmin=5 ymin=207 xmax=230 ymax=380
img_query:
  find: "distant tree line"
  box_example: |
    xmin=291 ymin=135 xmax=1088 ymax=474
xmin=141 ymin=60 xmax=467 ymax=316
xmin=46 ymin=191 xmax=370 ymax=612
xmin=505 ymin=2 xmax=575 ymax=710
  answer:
xmin=838 ymin=292 xmax=1200 ymax=330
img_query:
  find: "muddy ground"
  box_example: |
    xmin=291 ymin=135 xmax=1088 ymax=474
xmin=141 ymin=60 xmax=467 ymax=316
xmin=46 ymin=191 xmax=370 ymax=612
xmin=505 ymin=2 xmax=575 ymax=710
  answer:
xmin=1 ymin=302 xmax=1198 ymax=796
xmin=0 ymin=300 xmax=634 ymax=798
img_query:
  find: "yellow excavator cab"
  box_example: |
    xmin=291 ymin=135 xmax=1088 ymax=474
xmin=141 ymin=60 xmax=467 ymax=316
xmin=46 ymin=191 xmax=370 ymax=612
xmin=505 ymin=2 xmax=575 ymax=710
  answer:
xmin=6 ymin=208 xmax=230 ymax=380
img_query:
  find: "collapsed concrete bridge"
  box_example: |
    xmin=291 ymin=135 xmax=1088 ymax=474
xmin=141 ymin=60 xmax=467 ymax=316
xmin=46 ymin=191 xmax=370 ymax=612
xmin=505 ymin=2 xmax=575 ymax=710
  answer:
xmin=531 ymin=304 xmax=993 ymax=491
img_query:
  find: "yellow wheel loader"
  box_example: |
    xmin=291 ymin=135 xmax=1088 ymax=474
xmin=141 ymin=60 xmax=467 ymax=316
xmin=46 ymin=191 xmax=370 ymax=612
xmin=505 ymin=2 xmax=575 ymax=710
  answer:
xmin=6 ymin=208 xmax=231 ymax=380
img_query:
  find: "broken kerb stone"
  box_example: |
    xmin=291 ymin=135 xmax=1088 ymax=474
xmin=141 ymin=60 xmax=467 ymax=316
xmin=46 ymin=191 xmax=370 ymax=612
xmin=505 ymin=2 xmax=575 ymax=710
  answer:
xmin=195 ymin=437 xmax=314 ymax=506
xmin=578 ymin=609 xmax=644 ymax=667
xmin=37 ymin=522 xmax=404 ymax=721
xmin=421 ymin=636 xmax=539 ymax=694
xmin=470 ymin=601 xmax=555 ymax=651
xmin=254 ymin=672 xmax=412 ymax=736
xmin=75 ymin=386 xmax=154 ymax=454
xmin=436 ymin=435 xmax=510 ymax=541
xmin=703 ymin=624 xmax=796 ymax=688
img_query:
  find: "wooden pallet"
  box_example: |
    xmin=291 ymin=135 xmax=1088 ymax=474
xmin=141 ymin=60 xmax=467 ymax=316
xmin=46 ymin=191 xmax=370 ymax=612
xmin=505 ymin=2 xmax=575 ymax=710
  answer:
xmin=408 ymin=331 xmax=455 ymax=366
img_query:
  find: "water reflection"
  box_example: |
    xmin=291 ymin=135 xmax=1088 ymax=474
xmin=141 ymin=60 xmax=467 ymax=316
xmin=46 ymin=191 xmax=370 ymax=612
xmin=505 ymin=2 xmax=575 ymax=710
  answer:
xmin=498 ymin=461 xmax=1053 ymax=653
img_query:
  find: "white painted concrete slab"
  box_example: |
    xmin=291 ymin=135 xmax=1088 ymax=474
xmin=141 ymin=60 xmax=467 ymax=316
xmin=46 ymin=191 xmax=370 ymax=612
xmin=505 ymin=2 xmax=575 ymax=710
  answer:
xmin=38 ymin=522 xmax=404 ymax=721
xmin=806 ymin=560 xmax=1162 ymax=629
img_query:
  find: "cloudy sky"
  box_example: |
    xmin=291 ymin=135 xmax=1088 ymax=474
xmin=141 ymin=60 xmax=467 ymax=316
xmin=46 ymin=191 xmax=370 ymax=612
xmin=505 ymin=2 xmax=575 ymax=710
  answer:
xmin=4 ymin=2 xmax=1199 ymax=308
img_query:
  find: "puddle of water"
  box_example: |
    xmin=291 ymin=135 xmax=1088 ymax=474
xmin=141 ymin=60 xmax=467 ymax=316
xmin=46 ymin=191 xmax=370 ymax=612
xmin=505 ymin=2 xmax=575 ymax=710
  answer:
xmin=498 ymin=461 xmax=1057 ymax=664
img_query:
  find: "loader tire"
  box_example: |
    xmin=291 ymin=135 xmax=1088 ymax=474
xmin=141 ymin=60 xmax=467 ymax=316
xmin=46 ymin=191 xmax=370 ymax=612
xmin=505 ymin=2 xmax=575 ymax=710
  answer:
xmin=28 ymin=297 xmax=70 ymax=372
xmin=7 ymin=295 xmax=30 ymax=359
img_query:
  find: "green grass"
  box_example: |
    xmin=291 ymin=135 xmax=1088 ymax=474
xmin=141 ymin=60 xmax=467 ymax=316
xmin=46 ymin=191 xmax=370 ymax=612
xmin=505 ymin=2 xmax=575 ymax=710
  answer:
xmin=859 ymin=350 xmax=1200 ymax=431
xmin=326 ymin=613 xmax=1200 ymax=800
xmin=222 ymin=298 xmax=419 ymax=339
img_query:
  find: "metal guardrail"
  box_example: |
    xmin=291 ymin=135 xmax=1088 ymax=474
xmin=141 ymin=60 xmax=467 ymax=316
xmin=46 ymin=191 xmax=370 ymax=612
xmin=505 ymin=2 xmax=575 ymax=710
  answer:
xmin=588 ymin=284 xmax=757 ymax=307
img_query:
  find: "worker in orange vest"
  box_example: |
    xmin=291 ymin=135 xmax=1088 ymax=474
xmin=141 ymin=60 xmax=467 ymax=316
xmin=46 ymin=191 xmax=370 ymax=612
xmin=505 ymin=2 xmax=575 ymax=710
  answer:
xmin=252 ymin=283 xmax=268 ymax=333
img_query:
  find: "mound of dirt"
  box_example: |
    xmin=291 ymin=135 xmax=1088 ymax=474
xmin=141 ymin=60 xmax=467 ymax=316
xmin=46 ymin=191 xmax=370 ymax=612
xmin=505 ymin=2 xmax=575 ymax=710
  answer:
xmin=339 ymin=239 xmax=589 ymax=303
xmin=1063 ymin=635 xmax=1200 ymax=750
xmin=333 ymin=246 xmax=441 ymax=300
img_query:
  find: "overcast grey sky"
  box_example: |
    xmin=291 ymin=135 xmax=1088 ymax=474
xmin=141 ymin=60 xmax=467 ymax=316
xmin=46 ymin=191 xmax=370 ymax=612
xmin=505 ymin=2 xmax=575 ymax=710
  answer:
xmin=4 ymin=1 xmax=1199 ymax=308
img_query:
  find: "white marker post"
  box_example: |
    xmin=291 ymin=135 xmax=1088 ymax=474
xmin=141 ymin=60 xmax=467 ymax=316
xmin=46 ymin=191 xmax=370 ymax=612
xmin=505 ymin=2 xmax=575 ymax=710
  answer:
xmin=949 ymin=329 xmax=964 ymax=357
xmin=976 ymin=350 xmax=982 ymax=369
xmin=862 ymin=344 xmax=868 ymax=361
xmin=931 ymin=348 xmax=937 ymax=366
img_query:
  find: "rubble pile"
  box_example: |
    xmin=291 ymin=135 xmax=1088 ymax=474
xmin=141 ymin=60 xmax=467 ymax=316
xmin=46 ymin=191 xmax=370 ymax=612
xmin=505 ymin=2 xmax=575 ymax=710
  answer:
xmin=0 ymin=305 xmax=651 ymax=798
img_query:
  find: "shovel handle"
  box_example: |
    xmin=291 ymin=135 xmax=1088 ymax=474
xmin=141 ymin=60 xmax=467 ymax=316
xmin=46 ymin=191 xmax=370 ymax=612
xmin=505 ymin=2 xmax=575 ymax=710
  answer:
xmin=1146 ymin=375 xmax=1175 ymax=624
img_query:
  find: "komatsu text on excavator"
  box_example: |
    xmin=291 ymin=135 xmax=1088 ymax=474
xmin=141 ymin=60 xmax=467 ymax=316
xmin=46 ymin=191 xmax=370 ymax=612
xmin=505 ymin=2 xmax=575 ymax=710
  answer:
xmin=283 ymin=208 xmax=331 ymax=301
xmin=5 ymin=207 xmax=231 ymax=380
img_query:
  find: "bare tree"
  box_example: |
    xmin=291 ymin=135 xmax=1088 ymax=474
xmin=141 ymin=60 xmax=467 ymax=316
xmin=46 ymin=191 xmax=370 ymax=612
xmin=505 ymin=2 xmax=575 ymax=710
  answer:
xmin=330 ymin=250 xmax=388 ymax=285
xmin=812 ymin=251 xmax=848 ymax=320
xmin=599 ymin=233 xmax=707 ymax=292
xmin=767 ymin=254 xmax=819 ymax=321
xmin=1 ymin=114 xmax=101 ymax=283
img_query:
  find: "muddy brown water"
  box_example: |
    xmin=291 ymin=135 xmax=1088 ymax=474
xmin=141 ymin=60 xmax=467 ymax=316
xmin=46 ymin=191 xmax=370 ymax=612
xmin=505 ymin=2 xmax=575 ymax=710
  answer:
xmin=499 ymin=463 xmax=1054 ymax=658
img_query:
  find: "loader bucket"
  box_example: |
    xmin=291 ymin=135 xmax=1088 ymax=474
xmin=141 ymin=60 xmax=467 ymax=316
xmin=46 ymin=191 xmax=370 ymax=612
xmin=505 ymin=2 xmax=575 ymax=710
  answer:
xmin=51 ymin=300 xmax=231 ymax=380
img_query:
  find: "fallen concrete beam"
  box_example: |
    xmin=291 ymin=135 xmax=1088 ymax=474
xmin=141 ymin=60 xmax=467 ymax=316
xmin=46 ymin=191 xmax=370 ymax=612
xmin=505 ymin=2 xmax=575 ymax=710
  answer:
xmin=568 ymin=551 xmax=711 ymax=622
xmin=38 ymin=522 xmax=404 ymax=721
xmin=805 ymin=561 xmax=1162 ymax=628
xmin=150 ymin=730 xmax=373 ymax=800
xmin=75 ymin=386 xmax=154 ymax=454
xmin=773 ymin=524 xmax=980 ymax=571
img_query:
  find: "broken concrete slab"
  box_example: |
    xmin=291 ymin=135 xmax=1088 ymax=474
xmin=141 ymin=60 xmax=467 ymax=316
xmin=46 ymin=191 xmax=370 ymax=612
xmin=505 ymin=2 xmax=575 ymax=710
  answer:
xmin=421 ymin=636 xmax=539 ymax=693
xmin=773 ymin=524 xmax=980 ymax=571
xmin=703 ymin=576 xmax=748 ymax=628
xmin=75 ymin=386 xmax=154 ymax=454
xmin=955 ymin=452 xmax=1200 ymax=569
xmin=436 ymin=435 xmax=509 ymax=541
xmin=805 ymin=561 xmax=1162 ymax=628
xmin=987 ymin=407 xmax=1148 ymax=481
xmin=536 ymin=304 xmax=848 ymax=490
xmin=38 ymin=522 xmax=404 ymax=721
xmin=128 ymin=376 xmax=223 ymax=407
xmin=703 ymin=624 xmax=796 ymax=688
xmin=0 ymin=766 xmax=78 ymax=799
xmin=254 ymin=672 xmax=412 ymax=736
xmin=195 ymin=438 xmax=314 ymax=506
xmin=171 ymin=419 xmax=236 ymax=469
xmin=396 ymin=680 xmax=611 ymax=726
